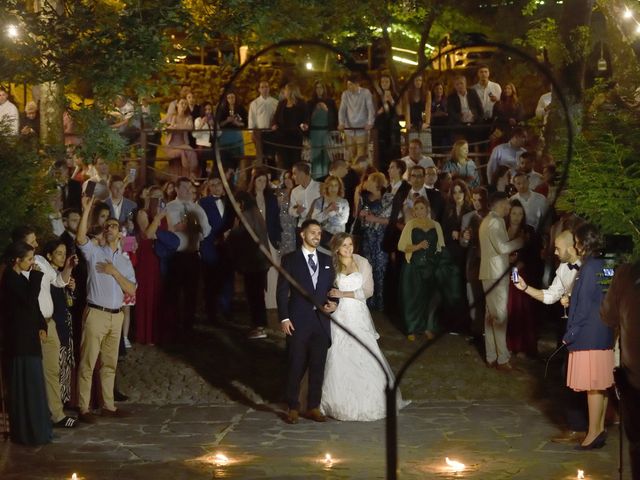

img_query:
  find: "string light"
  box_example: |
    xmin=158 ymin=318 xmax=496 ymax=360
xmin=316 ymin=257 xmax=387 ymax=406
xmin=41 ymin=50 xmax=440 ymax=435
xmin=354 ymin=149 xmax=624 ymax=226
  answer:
xmin=622 ymin=4 xmax=640 ymax=35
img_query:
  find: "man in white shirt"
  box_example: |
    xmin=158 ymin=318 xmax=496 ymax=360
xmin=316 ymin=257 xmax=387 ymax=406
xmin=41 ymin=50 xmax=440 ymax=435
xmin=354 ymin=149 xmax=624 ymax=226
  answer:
xmin=166 ymin=177 xmax=212 ymax=239
xmin=471 ymin=64 xmax=502 ymax=121
xmin=512 ymin=229 xmax=587 ymax=444
xmin=12 ymin=226 xmax=78 ymax=428
xmin=338 ymin=74 xmax=375 ymax=162
xmin=289 ymin=162 xmax=321 ymax=228
xmin=486 ymin=128 xmax=527 ymax=181
xmin=165 ymin=177 xmax=211 ymax=334
xmin=400 ymin=138 xmax=435 ymax=180
xmin=510 ymin=172 xmax=547 ymax=230
xmin=513 ymin=230 xmax=580 ymax=306
xmin=517 ymin=152 xmax=544 ymax=191
xmin=248 ymin=80 xmax=279 ymax=163
xmin=478 ymin=192 xmax=523 ymax=370
xmin=0 ymin=86 xmax=19 ymax=135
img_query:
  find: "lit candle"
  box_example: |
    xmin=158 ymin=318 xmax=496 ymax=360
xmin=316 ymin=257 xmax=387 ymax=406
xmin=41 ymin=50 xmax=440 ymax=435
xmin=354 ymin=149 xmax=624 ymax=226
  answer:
xmin=445 ymin=457 xmax=465 ymax=472
xmin=213 ymin=453 xmax=230 ymax=467
xmin=324 ymin=453 xmax=333 ymax=467
xmin=577 ymin=469 xmax=585 ymax=479
xmin=71 ymin=474 xmax=78 ymax=480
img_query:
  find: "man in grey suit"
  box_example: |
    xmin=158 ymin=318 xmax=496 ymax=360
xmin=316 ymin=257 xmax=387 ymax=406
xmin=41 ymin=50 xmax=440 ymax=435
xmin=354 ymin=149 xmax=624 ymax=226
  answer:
xmin=478 ymin=192 xmax=523 ymax=370
xmin=105 ymin=175 xmax=137 ymax=228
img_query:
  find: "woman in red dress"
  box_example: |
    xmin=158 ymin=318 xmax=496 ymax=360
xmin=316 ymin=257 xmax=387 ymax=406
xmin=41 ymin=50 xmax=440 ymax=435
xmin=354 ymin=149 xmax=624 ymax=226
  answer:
xmin=506 ymin=200 xmax=543 ymax=357
xmin=133 ymin=186 xmax=166 ymax=344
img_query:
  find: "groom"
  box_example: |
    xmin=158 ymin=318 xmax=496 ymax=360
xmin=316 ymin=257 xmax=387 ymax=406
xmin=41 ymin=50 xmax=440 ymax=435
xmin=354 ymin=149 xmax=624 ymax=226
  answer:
xmin=277 ymin=219 xmax=337 ymax=424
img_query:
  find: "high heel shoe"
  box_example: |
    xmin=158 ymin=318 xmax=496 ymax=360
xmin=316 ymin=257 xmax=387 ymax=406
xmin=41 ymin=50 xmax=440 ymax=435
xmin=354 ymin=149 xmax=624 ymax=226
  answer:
xmin=574 ymin=430 xmax=606 ymax=450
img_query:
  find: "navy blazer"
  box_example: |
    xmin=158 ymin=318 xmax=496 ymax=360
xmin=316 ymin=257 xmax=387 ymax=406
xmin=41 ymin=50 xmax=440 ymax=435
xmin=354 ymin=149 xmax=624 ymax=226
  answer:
xmin=563 ymin=257 xmax=614 ymax=351
xmin=276 ymin=249 xmax=335 ymax=335
xmin=199 ymin=195 xmax=234 ymax=265
xmin=106 ymin=197 xmax=137 ymax=224
xmin=446 ymin=89 xmax=484 ymax=125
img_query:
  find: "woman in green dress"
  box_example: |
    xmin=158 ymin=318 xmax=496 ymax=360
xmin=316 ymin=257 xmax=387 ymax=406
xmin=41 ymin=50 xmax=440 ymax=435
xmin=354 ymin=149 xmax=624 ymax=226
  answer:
xmin=398 ymin=197 xmax=462 ymax=340
xmin=307 ymin=81 xmax=337 ymax=179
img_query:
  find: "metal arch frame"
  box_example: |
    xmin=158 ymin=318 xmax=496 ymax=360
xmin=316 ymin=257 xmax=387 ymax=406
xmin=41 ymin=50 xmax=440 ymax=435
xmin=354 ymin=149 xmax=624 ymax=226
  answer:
xmin=211 ymin=38 xmax=575 ymax=480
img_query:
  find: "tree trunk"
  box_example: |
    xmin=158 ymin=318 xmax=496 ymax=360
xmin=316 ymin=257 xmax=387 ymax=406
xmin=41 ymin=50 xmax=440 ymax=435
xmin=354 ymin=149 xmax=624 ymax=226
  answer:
xmin=39 ymin=82 xmax=65 ymax=146
xmin=36 ymin=0 xmax=65 ymax=146
xmin=557 ymin=0 xmax=595 ymax=133
xmin=418 ymin=7 xmax=439 ymax=68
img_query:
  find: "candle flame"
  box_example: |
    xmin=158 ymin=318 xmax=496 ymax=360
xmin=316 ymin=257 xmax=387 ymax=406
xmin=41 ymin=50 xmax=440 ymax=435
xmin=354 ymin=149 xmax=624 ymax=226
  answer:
xmin=213 ymin=453 xmax=230 ymax=466
xmin=71 ymin=475 xmax=78 ymax=480
xmin=445 ymin=457 xmax=465 ymax=472
xmin=577 ymin=469 xmax=585 ymax=479
xmin=324 ymin=453 xmax=333 ymax=466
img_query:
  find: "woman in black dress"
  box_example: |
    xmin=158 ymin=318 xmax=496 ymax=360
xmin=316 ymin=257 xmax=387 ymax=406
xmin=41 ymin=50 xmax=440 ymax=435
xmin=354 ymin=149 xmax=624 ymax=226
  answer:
xmin=1 ymin=241 xmax=52 ymax=445
xmin=272 ymin=83 xmax=308 ymax=170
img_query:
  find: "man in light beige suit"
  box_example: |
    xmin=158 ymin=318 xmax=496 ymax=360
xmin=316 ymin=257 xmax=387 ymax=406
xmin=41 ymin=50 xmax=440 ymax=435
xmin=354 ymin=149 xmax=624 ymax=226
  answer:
xmin=479 ymin=192 xmax=523 ymax=370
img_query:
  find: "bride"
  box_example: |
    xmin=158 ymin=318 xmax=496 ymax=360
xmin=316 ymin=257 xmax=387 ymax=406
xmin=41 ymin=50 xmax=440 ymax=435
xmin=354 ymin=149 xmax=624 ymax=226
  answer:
xmin=321 ymin=232 xmax=409 ymax=421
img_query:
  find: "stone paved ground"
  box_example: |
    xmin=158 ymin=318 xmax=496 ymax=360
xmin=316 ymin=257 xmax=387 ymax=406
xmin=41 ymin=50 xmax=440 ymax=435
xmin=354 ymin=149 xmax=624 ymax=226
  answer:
xmin=0 ymin=310 xmax=630 ymax=479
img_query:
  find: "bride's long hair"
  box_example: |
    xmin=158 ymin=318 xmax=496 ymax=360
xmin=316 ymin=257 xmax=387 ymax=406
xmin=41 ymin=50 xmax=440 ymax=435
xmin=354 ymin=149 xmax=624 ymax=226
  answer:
xmin=329 ymin=231 xmax=354 ymax=275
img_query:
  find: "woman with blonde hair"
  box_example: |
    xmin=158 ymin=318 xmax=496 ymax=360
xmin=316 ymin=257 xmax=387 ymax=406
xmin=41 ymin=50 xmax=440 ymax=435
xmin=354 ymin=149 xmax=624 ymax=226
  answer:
xmin=163 ymin=98 xmax=199 ymax=179
xmin=398 ymin=197 xmax=461 ymax=340
xmin=308 ymin=175 xmax=349 ymax=248
xmin=320 ymin=232 xmax=409 ymax=421
xmin=441 ymin=139 xmax=480 ymax=187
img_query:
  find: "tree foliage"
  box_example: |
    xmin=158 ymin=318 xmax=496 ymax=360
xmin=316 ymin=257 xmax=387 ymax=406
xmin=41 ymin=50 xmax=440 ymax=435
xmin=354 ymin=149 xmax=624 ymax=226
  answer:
xmin=1 ymin=0 xmax=188 ymax=101
xmin=0 ymin=123 xmax=52 ymax=248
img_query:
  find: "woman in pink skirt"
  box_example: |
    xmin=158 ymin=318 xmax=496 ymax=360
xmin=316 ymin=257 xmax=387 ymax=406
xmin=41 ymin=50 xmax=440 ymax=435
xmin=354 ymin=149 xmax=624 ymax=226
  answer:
xmin=562 ymin=223 xmax=614 ymax=450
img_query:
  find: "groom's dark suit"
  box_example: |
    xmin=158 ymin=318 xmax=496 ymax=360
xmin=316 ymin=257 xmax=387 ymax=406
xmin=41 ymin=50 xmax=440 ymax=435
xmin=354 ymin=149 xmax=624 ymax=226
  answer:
xmin=277 ymin=248 xmax=335 ymax=411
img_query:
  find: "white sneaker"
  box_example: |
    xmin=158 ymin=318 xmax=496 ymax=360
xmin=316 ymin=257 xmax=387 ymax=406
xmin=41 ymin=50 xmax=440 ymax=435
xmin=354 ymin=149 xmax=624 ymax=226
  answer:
xmin=124 ymin=337 xmax=132 ymax=349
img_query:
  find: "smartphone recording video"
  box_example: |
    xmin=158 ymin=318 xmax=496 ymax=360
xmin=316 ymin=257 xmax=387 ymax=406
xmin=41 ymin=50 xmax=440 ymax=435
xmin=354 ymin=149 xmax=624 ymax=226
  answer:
xmin=85 ymin=180 xmax=96 ymax=197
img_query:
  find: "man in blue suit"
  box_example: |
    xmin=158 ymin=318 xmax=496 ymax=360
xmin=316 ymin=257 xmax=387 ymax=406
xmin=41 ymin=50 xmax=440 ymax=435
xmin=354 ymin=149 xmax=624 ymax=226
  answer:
xmin=277 ymin=219 xmax=336 ymax=424
xmin=105 ymin=175 xmax=137 ymax=228
xmin=199 ymin=175 xmax=235 ymax=324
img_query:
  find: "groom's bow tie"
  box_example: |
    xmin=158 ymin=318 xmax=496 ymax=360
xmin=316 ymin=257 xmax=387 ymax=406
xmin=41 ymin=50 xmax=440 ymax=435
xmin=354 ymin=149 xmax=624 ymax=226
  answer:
xmin=567 ymin=263 xmax=580 ymax=271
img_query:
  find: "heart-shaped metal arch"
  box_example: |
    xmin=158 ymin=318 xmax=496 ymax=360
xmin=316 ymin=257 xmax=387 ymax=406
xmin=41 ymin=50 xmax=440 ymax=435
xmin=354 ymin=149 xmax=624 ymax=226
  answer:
xmin=212 ymin=37 xmax=575 ymax=479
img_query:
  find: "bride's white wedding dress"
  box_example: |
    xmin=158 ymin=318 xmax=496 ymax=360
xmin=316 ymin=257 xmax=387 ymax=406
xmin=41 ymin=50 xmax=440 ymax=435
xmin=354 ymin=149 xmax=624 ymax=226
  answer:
xmin=321 ymin=254 xmax=409 ymax=421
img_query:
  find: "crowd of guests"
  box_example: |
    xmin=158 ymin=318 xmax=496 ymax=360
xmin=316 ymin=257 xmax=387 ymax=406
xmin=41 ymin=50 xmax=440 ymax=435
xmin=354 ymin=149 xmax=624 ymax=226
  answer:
xmin=0 ymin=65 xmax=634 ymax=466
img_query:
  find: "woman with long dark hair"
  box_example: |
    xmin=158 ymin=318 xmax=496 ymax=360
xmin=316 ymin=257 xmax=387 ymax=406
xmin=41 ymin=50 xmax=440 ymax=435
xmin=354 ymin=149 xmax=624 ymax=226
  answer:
xmin=42 ymin=239 xmax=76 ymax=406
xmin=505 ymin=200 xmax=542 ymax=357
xmin=430 ymin=82 xmax=448 ymax=148
xmin=492 ymin=83 xmax=523 ymax=143
xmin=374 ymin=72 xmax=401 ymax=172
xmin=1 ymin=241 xmax=52 ymax=445
xmin=216 ymin=91 xmax=247 ymax=168
xmin=563 ymin=223 xmax=614 ymax=450
xmin=308 ymin=81 xmax=338 ymax=179
xmin=248 ymin=167 xmax=282 ymax=313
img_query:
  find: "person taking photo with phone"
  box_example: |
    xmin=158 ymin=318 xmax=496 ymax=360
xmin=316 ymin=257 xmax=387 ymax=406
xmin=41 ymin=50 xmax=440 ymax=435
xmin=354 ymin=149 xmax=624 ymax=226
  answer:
xmin=75 ymin=194 xmax=137 ymax=423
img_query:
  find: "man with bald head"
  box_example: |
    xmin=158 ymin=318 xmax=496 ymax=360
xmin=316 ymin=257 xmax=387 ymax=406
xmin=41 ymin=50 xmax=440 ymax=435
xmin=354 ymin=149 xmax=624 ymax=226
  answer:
xmin=513 ymin=229 xmax=588 ymax=444
xmin=513 ymin=230 xmax=580 ymax=305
